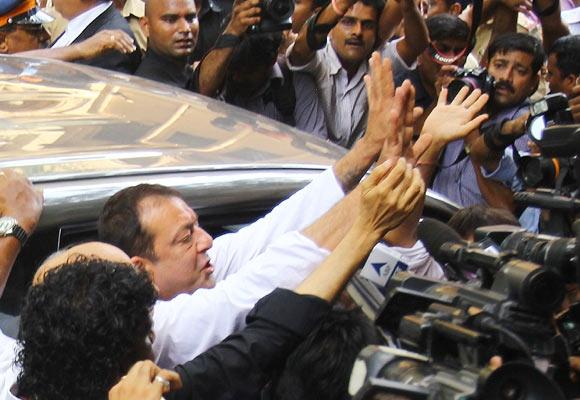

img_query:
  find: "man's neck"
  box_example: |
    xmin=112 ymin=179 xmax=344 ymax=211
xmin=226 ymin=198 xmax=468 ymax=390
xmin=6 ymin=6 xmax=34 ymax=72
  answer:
xmin=148 ymin=47 xmax=189 ymax=68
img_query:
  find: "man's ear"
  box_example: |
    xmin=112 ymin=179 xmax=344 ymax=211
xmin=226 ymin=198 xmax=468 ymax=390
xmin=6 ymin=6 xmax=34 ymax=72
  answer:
xmin=450 ymin=3 xmax=462 ymax=15
xmin=562 ymin=73 xmax=578 ymax=94
xmin=131 ymin=255 xmax=155 ymax=276
xmin=140 ymin=16 xmax=150 ymax=38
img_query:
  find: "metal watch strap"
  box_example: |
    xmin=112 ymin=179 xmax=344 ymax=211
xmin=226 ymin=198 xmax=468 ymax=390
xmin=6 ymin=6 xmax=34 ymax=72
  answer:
xmin=12 ymin=223 xmax=28 ymax=246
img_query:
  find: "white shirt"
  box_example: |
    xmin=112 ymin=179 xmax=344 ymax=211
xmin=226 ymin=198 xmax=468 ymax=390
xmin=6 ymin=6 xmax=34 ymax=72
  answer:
xmin=152 ymin=167 xmax=345 ymax=368
xmin=0 ymin=330 xmax=19 ymax=400
xmin=286 ymin=41 xmax=369 ymax=148
xmin=51 ymin=1 xmax=112 ymax=48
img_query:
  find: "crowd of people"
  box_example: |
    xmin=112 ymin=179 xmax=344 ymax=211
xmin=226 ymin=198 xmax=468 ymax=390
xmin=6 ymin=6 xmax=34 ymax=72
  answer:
xmin=1 ymin=0 xmax=580 ymax=398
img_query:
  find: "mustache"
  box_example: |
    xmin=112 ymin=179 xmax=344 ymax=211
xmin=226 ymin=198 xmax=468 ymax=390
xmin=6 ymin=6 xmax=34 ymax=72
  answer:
xmin=495 ymin=81 xmax=515 ymax=93
xmin=345 ymin=38 xmax=363 ymax=46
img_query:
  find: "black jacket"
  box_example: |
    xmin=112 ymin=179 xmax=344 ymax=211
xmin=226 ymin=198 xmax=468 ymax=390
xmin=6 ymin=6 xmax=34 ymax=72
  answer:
xmin=167 ymin=288 xmax=330 ymax=400
xmin=135 ymin=49 xmax=192 ymax=88
xmin=71 ymin=4 xmax=141 ymax=74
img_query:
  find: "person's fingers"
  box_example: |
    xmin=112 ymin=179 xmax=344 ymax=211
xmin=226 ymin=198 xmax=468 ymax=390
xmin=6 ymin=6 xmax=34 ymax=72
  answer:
xmin=398 ymin=168 xmax=425 ymax=210
xmin=437 ymin=87 xmax=449 ymax=105
xmin=450 ymin=85 xmax=470 ymax=105
xmin=361 ymin=158 xmax=397 ymax=193
xmin=382 ymin=57 xmax=394 ymax=100
xmin=461 ymin=114 xmax=489 ymax=135
xmin=467 ymin=93 xmax=489 ymax=115
xmin=156 ymin=369 xmax=183 ymax=392
xmin=378 ymin=158 xmax=408 ymax=192
xmin=412 ymin=106 xmax=423 ymax=123
xmin=461 ymin=88 xmax=483 ymax=108
xmin=369 ymin=52 xmax=382 ymax=104
xmin=489 ymin=356 xmax=503 ymax=370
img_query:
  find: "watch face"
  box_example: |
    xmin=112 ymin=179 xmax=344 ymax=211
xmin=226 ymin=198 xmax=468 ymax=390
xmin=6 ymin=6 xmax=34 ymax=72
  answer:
xmin=0 ymin=217 xmax=16 ymax=235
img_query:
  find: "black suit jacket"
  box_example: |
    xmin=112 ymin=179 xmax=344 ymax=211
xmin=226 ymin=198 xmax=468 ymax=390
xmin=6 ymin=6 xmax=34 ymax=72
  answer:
xmin=71 ymin=3 xmax=141 ymax=74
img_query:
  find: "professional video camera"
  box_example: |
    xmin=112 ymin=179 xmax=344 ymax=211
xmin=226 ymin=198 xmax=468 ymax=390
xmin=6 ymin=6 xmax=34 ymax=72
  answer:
xmin=446 ymin=68 xmax=495 ymax=104
xmin=247 ymin=0 xmax=293 ymax=33
xmin=346 ymin=218 xmax=578 ymax=399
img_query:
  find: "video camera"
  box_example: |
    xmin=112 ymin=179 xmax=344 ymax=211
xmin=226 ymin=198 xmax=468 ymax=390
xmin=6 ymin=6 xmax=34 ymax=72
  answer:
xmin=247 ymin=0 xmax=293 ymax=33
xmin=347 ymin=218 xmax=579 ymax=399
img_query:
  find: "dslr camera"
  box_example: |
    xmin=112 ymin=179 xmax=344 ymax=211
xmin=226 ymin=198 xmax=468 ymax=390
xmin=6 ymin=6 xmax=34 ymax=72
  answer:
xmin=446 ymin=68 xmax=495 ymax=104
xmin=247 ymin=0 xmax=294 ymax=33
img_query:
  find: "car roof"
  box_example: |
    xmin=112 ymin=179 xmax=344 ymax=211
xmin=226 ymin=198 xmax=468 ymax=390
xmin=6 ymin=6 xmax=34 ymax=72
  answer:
xmin=0 ymin=55 xmax=344 ymax=182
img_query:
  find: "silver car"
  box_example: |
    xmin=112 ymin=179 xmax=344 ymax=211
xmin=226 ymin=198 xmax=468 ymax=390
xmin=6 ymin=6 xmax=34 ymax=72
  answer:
xmin=0 ymin=55 xmax=457 ymax=315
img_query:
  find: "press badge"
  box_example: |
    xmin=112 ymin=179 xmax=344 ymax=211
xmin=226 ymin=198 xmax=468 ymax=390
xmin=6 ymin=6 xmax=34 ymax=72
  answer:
xmin=359 ymin=242 xmax=408 ymax=287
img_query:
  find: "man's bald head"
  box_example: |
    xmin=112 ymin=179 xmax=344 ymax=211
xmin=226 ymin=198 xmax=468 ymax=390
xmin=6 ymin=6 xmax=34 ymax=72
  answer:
xmin=33 ymin=242 xmax=131 ymax=285
xmin=140 ymin=0 xmax=198 ymax=59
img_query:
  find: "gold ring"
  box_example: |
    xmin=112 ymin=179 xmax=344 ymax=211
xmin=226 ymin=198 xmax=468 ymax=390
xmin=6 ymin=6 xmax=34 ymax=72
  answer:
xmin=154 ymin=375 xmax=170 ymax=391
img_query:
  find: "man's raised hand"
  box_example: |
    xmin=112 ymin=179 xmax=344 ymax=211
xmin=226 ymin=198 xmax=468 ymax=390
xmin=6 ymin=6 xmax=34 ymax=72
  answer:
xmin=358 ymin=158 xmax=425 ymax=236
xmin=422 ymin=86 xmax=489 ymax=147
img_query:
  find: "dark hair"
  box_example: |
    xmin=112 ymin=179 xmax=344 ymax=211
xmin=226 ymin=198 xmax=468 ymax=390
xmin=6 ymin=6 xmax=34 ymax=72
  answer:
xmin=425 ymin=14 xmax=469 ymax=42
xmin=447 ymin=205 xmax=520 ymax=239
xmin=488 ymin=32 xmax=545 ymax=74
xmin=98 ymin=184 xmax=183 ymax=258
xmin=229 ymin=32 xmax=283 ymax=71
xmin=271 ymin=308 xmax=381 ymax=400
xmin=16 ymin=258 xmax=157 ymax=400
xmin=549 ymin=35 xmax=580 ymax=78
xmin=360 ymin=0 xmax=385 ymax=15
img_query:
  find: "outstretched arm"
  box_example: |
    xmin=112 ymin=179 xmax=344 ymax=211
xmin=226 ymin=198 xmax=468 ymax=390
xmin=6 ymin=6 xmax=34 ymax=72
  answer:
xmin=288 ymin=0 xmax=357 ymax=67
xmin=20 ymin=30 xmax=136 ymax=62
xmin=395 ymin=0 xmax=429 ymax=66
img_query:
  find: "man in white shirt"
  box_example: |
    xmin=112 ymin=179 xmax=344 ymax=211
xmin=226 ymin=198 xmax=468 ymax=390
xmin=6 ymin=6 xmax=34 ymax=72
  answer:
xmin=50 ymin=0 xmax=140 ymax=72
xmin=286 ymin=0 xmax=428 ymax=148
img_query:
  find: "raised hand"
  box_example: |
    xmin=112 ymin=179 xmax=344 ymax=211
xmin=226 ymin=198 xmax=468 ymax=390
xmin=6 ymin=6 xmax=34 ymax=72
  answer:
xmin=109 ymin=360 xmax=182 ymax=400
xmin=422 ymin=86 xmax=489 ymax=147
xmin=0 ymin=169 xmax=43 ymax=235
xmin=224 ymin=0 xmax=262 ymax=36
xmin=359 ymin=158 xmax=425 ymax=236
xmin=363 ymin=51 xmax=397 ymax=154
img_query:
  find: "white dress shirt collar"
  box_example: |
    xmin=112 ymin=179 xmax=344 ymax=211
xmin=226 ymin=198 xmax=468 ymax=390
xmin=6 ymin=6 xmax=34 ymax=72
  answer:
xmin=52 ymin=1 xmax=112 ymax=48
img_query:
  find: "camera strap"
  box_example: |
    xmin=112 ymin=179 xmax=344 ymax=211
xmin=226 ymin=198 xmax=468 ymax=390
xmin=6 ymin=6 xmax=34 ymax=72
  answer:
xmin=305 ymin=9 xmax=334 ymax=51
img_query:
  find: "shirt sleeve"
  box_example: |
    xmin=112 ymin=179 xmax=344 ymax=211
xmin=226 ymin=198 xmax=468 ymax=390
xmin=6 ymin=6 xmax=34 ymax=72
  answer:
xmin=285 ymin=42 xmax=328 ymax=83
xmin=167 ymin=288 xmax=329 ymax=400
xmin=380 ymin=39 xmax=417 ymax=72
xmin=480 ymin=147 xmax=519 ymax=186
xmin=209 ymin=168 xmax=344 ymax=281
xmin=152 ymin=231 xmax=331 ymax=368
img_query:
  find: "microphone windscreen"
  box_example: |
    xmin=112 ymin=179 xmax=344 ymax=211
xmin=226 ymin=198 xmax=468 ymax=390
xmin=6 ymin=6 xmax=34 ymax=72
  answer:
xmin=417 ymin=218 xmax=463 ymax=261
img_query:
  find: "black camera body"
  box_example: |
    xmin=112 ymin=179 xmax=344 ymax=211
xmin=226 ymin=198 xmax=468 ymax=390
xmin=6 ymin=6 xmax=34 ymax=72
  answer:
xmin=247 ymin=0 xmax=294 ymax=33
xmin=446 ymin=68 xmax=495 ymax=104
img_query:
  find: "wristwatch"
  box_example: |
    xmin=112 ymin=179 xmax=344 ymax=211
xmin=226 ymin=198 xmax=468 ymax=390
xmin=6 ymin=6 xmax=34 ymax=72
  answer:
xmin=0 ymin=216 xmax=29 ymax=247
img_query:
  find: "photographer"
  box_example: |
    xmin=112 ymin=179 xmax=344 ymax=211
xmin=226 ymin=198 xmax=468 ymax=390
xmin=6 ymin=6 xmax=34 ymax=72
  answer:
xmin=213 ymin=32 xmax=328 ymax=137
xmin=432 ymin=33 xmax=545 ymax=213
